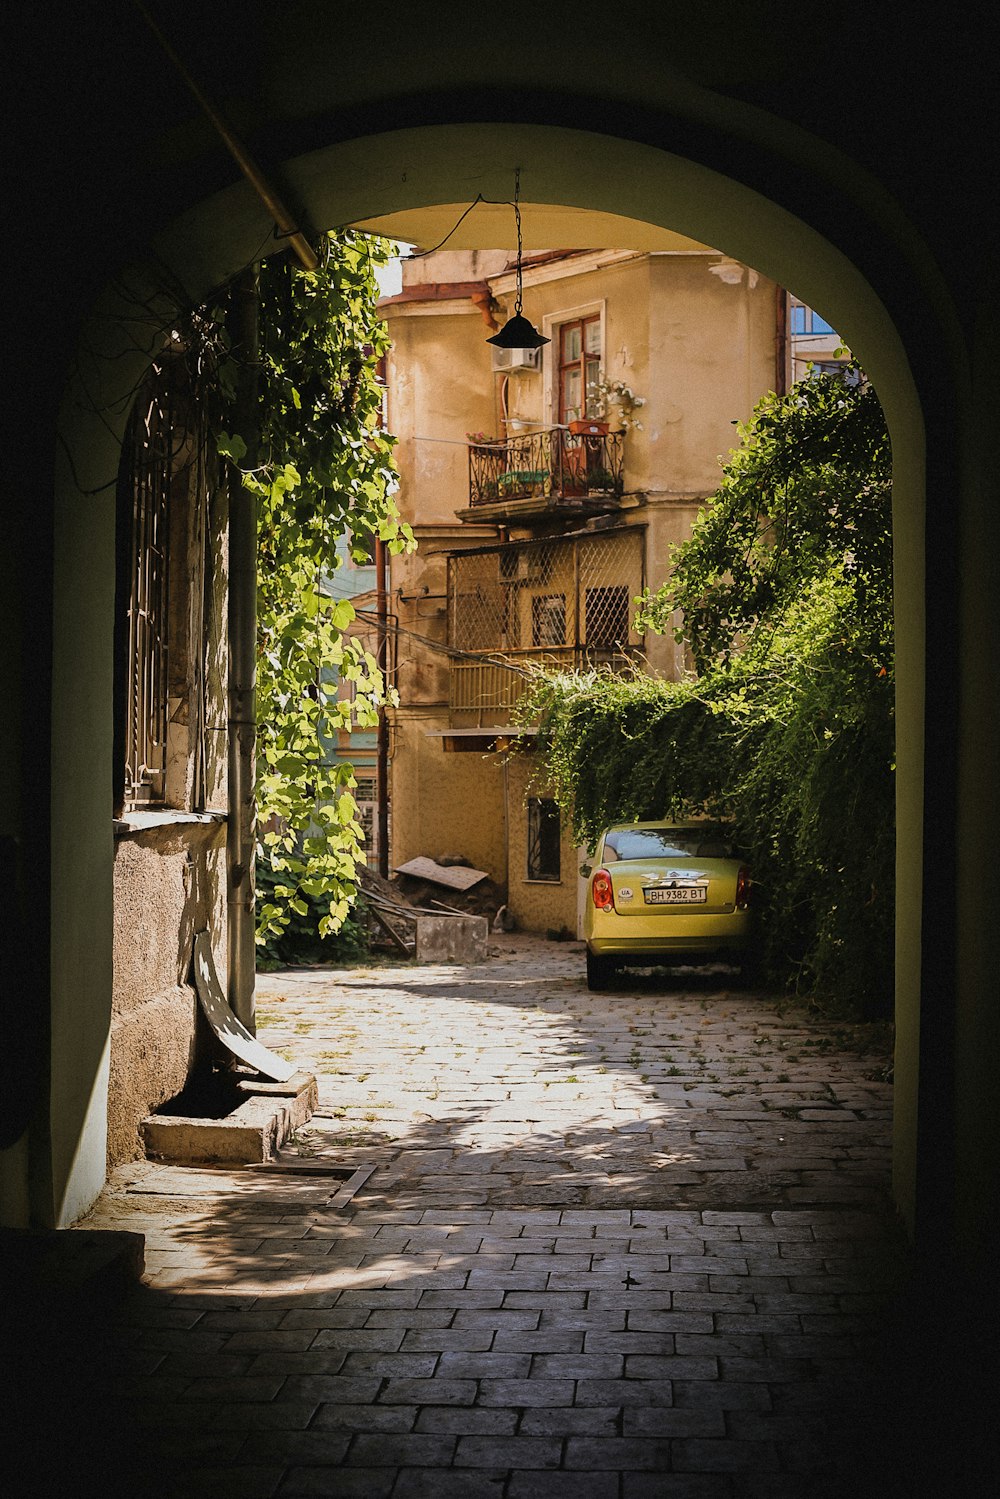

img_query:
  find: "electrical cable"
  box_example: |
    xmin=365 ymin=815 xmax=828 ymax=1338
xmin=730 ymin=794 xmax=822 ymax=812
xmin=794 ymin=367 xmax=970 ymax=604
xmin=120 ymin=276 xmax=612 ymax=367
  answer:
xmin=351 ymin=606 xmax=539 ymax=679
xmin=403 ymin=191 xmax=516 ymax=259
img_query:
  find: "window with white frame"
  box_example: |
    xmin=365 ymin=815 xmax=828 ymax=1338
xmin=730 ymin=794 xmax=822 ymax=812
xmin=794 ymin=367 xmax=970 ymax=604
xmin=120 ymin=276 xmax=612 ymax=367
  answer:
xmin=557 ymin=315 xmax=602 ymax=425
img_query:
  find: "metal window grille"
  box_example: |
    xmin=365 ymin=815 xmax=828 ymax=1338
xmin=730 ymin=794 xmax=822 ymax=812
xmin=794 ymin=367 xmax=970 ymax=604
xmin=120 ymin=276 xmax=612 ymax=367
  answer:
xmin=446 ymin=527 xmax=644 ymax=724
xmin=527 ymin=797 xmax=561 ymax=881
xmin=121 ymin=379 xmax=175 ymax=805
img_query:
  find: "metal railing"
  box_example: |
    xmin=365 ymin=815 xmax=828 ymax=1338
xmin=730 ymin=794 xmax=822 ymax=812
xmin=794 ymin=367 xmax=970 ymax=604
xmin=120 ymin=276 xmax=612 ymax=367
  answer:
xmin=449 ymin=647 xmax=634 ymax=725
xmin=468 ymin=427 xmax=624 ymax=507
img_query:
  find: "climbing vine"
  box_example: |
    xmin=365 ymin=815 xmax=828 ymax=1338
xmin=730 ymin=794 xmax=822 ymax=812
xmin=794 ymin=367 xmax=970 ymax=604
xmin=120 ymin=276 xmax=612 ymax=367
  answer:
xmin=217 ymin=232 xmax=412 ymax=950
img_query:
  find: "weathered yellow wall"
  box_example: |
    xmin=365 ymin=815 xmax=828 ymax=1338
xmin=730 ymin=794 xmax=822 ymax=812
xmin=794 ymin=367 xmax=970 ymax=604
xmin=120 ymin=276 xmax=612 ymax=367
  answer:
xmin=385 ymin=308 xmax=498 ymax=527
xmin=504 ymin=752 xmax=580 ymax=933
xmin=390 ymin=715 xmax=507 ymax=881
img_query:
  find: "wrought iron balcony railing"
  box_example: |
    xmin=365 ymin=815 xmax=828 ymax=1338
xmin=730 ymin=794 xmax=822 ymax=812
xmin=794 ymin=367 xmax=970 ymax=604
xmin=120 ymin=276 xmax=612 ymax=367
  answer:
xmin=468 ymin=426 xmax=624 ymax=508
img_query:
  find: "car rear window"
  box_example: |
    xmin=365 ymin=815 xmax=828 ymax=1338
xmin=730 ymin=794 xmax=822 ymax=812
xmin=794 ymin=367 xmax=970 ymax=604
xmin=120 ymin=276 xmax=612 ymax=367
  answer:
xmin=603 ymin=828 xmax=734 ymax=860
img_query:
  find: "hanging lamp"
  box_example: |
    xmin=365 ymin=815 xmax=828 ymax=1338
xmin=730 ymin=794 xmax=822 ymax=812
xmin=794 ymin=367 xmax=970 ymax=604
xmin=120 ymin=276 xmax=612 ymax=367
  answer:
xmin=487 ymin=169 xmax=550 ymax=350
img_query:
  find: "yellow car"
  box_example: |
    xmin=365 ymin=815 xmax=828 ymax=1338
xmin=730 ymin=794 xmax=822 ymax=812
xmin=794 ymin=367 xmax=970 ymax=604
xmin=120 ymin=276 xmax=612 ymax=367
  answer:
xmin=583 ymin=820 xmax=753 ymax=990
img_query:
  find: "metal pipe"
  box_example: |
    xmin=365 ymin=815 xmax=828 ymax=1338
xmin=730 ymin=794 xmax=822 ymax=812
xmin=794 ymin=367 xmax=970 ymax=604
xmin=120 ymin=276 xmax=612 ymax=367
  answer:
xmin=227 ymin=268 xmax=259 ymax=1030
xmin=375 ymin=536 xmax=390 ymax=878
xmin=775 ymin=284 xmax=790 ymax=396
xmin=133 ymin=0 xmax=319 ymax=273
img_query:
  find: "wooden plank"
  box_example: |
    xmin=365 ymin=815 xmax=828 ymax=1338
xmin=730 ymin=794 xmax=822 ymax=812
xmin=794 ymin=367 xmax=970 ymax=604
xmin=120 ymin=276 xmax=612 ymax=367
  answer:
xmin=367 ymin=902 xmax=413 ymax=954
xmin=193 ymin=931 xmax=295 ymax=1082
xmin=393 ymin=856 xmax=489 ymax=891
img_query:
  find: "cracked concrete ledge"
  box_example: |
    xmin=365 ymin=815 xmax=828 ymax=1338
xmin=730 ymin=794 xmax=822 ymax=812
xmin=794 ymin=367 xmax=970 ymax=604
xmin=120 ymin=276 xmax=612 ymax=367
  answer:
xmin=141 ymin=1070 xmax=318 ymax=1165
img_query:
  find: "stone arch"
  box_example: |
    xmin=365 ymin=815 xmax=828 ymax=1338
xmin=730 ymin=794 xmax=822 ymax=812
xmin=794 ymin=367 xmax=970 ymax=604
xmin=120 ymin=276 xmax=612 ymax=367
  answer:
xmin=49 ymin=120 xmax=930 ymax=1230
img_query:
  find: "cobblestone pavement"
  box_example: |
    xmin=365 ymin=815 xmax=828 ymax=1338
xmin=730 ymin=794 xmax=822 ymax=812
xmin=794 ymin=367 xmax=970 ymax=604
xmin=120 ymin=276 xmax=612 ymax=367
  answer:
xmin=85 ymin=935 xmax=910 ymax=1498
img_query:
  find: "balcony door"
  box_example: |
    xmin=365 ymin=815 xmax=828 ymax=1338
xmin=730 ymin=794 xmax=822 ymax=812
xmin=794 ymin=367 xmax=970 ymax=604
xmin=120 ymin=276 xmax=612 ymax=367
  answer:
xmin=558 ymin=316 xmax=601 ymax=425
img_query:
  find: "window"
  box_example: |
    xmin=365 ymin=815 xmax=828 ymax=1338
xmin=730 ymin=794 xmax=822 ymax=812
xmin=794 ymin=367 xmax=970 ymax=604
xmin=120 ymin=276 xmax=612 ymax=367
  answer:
xmin=353 ymin=775 xmax=377 ymax=861
xmin=527 ymin=797 xmax=561 ymax=881
xmin=531 ymin=593 xmax=566 ymax=647
xmin=585 ymin=585 xmax=630 ymax=649
xmin=789 ymin=300 xmax=836 ymax=337
xmin=116 ymin=376 xmax=174 ymax=807
xmin=114 ymin=349 xmax=215 ymax=817
xmin=558 ymin=316 xmax=601 ymax=425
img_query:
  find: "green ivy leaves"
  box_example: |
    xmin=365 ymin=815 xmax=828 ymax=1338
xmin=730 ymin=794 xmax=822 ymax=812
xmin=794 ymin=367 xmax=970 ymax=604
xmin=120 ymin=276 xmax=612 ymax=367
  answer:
xmin=216 ymin=231 xmax=412 ymax=951
xmin=523 ymin=369 xmax=895 ymax=1019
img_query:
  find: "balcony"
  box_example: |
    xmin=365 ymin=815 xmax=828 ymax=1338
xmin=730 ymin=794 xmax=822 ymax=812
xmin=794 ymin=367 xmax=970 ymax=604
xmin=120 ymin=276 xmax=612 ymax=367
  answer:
xmin=449 ymin=647 xmax=633 ymax=727
xmin=466 ymin=426 xmax=624 ymax=518
xmin=446 ymin=527 xmax=645 ymax=728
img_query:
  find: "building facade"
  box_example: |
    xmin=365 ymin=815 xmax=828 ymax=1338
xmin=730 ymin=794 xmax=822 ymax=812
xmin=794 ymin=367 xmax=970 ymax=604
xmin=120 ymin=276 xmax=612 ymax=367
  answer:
xmin=379 ymin=243 xmax=787 ymax=931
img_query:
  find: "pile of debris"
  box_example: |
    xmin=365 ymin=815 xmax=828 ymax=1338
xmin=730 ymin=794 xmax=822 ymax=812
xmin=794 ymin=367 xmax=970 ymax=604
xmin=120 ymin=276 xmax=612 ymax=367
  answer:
xmin=356 ymin=856 xmax=507 ymax=958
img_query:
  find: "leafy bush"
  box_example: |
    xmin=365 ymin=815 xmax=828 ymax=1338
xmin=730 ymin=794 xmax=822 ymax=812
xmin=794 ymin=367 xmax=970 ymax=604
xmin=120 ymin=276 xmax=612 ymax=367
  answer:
xmin=255 ymin=863 xmax=371 ymax=970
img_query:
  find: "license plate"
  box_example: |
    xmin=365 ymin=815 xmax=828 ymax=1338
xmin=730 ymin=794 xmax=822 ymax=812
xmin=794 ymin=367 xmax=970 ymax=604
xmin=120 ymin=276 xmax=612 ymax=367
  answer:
xmin=644 ymin=885 xmax=707 ymax=905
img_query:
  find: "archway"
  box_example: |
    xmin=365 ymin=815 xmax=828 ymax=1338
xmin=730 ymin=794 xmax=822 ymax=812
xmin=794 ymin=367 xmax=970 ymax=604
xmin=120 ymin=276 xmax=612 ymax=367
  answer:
xmin=47 ymin=121 xmax=925 ymax=1236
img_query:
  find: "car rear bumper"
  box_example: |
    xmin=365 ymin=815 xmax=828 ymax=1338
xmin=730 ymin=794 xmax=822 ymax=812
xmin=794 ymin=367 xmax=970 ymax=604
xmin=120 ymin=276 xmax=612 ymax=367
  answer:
xmin=585 ymin=909 xmax=751 ymax=958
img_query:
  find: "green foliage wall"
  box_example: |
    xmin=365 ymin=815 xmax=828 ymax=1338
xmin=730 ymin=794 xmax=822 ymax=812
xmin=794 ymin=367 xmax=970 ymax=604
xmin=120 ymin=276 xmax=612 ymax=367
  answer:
xmin=524 ymin=371 xmax=894 ymax=1017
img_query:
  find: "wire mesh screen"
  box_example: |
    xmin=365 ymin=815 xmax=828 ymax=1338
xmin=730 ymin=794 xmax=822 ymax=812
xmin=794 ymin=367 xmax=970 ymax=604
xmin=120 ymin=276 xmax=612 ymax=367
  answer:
xmin=447 ymin=528 xmax=645 ymax=723
xmin=449 ymin=528 xmax=644 ymax=653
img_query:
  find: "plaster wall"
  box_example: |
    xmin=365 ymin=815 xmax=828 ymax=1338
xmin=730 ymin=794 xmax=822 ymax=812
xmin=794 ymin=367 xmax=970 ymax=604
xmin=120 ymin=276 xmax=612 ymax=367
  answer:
xmin=389 ymin=712 xmax=507 ymax=879
xmin=645 ymin=254 xmax=777 ymax=492
xmin=391 ymin=527 xmax=456 ymax=711
xmin=638 ymin=498 xmax=705 ymax=680
xmin=384 ymin=309 xmax=496 ymax=527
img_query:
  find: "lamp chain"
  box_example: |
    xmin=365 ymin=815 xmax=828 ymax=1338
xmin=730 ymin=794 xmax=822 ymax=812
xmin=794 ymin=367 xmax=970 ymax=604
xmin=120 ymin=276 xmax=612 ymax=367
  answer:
xmin=514 ymin=167 xmax=523 ymax=316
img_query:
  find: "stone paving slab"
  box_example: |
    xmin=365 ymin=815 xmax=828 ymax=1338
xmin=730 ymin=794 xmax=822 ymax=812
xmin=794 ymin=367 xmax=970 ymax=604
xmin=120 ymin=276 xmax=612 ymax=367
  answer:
xmin=75 ymin=935 xmax=915 ymax=1496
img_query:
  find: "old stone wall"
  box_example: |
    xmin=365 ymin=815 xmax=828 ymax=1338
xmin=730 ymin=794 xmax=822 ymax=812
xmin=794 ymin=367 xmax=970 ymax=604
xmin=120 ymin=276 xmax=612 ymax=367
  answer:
xmin=109 ymin=820 xmax=227 ymax=1166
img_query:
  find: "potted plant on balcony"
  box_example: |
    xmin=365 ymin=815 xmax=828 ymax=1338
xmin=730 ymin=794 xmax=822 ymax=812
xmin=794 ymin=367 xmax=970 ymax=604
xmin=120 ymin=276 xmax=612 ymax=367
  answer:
xmin=593 ymin=376 xmax=646 ymax=431
xmin=568 ymin=416 xmax=609 ymax=436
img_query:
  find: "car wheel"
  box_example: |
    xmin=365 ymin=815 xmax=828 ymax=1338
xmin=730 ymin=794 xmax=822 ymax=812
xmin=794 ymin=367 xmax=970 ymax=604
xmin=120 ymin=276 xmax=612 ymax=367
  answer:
xmin=586 ymin=948 xmax=616 ymax=991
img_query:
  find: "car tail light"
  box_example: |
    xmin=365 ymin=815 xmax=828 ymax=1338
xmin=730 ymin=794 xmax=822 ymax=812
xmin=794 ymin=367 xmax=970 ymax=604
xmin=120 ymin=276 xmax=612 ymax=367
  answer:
xmin=735 ymin=866 xmax=751 ymax=910
xmin=592 ymin=868 xmax=615 ymax=911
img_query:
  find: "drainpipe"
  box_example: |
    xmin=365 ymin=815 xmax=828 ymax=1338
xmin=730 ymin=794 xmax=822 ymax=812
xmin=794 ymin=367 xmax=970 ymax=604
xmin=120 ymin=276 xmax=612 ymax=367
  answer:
xmin=375 ymin=536 xmax=390 ymax=878
xmin=775 ymin=285 xmax=790 ymax=396
xmin=134 ymin=0 xmax=318 ymax=273
xmin=227 ymin=268 xmax=259 ymax=1030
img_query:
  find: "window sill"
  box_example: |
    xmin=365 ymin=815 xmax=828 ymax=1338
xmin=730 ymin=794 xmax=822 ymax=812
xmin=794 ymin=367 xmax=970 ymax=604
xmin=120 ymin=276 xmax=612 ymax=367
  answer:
xmin=522 ymin=877 xmax=563 ymax=885
xmin=114 ymin=809 xmax=228 ymax=837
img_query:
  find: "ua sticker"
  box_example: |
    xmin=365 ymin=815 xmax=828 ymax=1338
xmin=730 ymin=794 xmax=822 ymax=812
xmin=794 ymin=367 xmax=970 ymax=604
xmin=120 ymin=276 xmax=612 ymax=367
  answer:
xmin=618 ymin=887 xmax=633 ymax=899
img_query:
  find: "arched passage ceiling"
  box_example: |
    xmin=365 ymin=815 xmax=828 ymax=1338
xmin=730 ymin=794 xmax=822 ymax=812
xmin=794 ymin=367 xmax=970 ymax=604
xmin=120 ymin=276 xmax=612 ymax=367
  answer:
xmin=142 ymin=122 xmax=915 ymax=424
xmin=350 ymin=204 xmax=714 ymax=255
